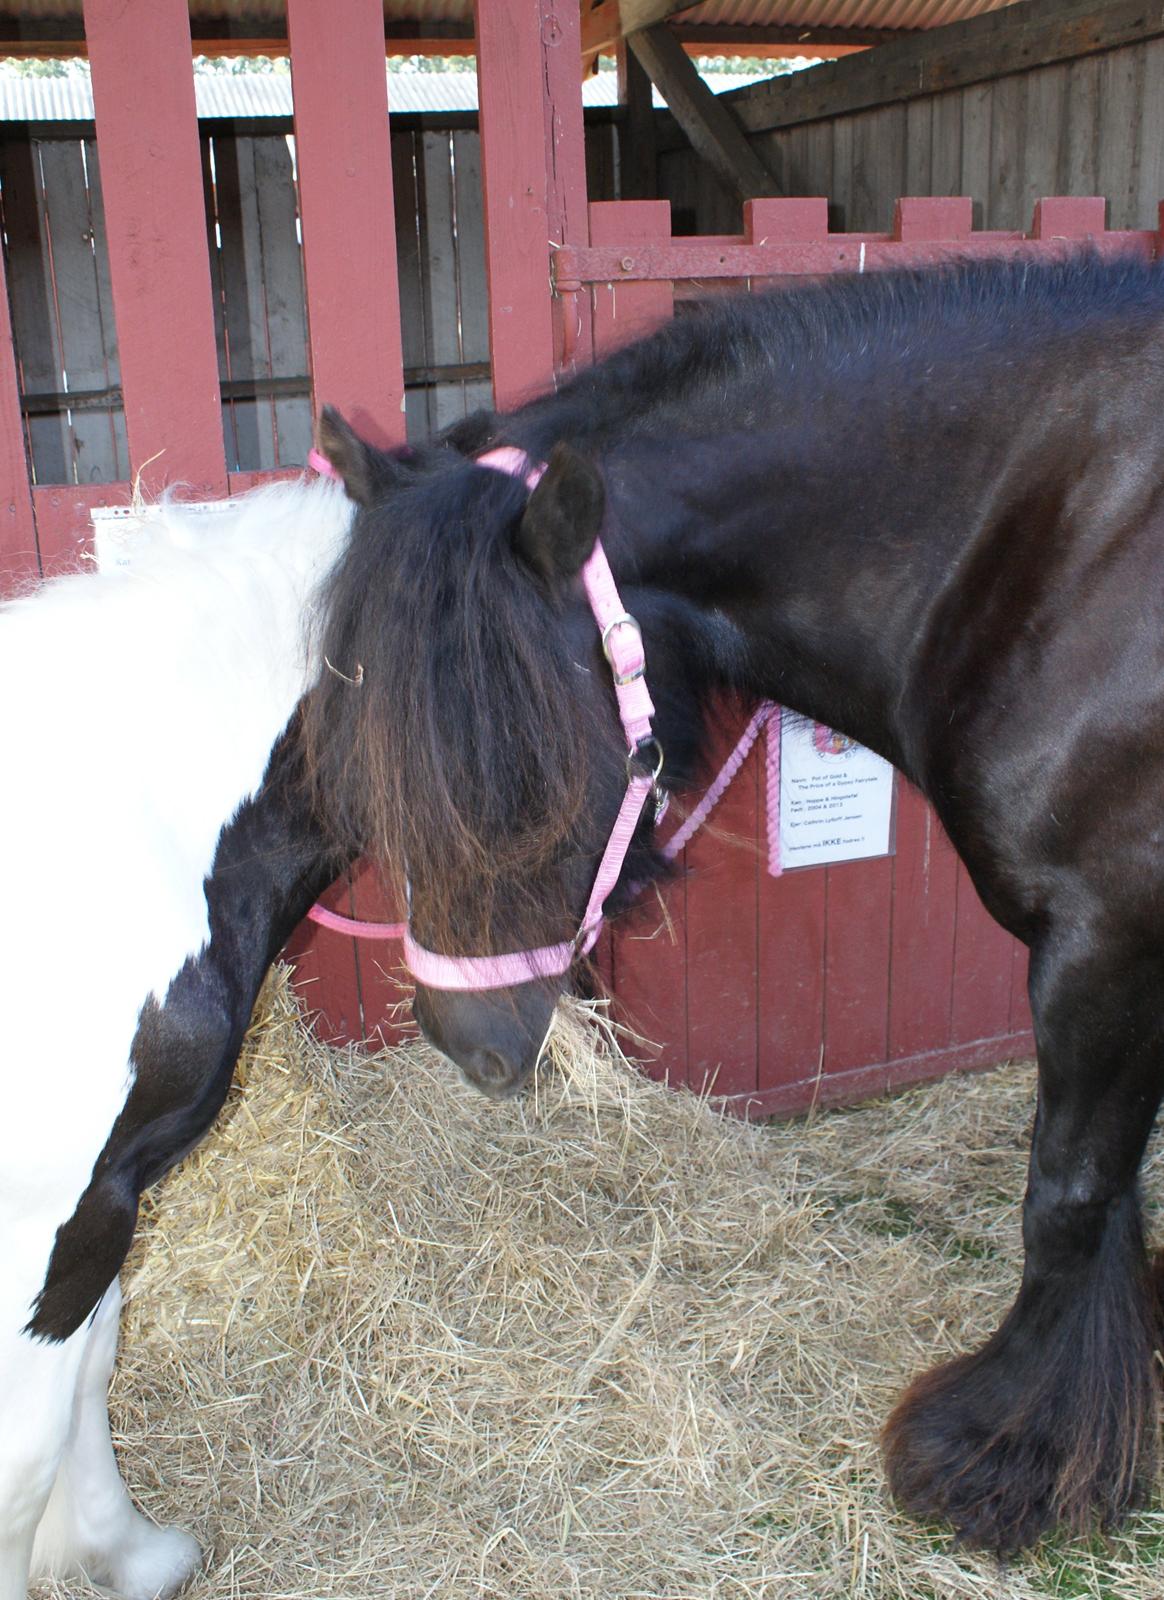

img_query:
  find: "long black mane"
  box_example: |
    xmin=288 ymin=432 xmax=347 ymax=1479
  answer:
xmin=506 ymin=250 xmax=1164 ymax=457
xmin=302 ymin=253 xmax=1164 ymax=952
xmin=302 ymin=454 xmax=632 ymax=950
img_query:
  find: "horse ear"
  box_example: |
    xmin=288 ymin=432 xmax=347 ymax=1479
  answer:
xmin=516 ymin=443 xmax=604 ymax=585
xmin=315 ymin=406 xmax=411 ymax=506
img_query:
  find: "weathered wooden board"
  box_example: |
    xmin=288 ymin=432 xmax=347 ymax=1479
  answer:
xmin=663 ymin=35 xmax=1164 ymax=236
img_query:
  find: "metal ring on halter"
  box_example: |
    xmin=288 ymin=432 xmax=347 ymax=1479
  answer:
xmin=628 ymin=736 xmax=664 ymax=784
xmin=601 ymin=613 xmax=645 ymax=685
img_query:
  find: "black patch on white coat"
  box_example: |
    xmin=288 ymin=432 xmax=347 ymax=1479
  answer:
xmin=26 ymin=718 xmax=346 ymax=1342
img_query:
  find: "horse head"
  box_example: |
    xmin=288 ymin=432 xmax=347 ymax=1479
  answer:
xmin=306 ymin=410 xmax=696 ymax=1098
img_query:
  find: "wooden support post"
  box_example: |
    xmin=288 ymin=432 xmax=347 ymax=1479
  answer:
xmin=0 ymin=229 xmax=37 ymax=589
xmin=288 ymin=0 xmax=404 ymax=447
xmin=83 ymin=0 xmax=226 ymax=497
xmin=628 ymin=23 xmax=782 ymax=202
xmin=475 ymin=0 xmax=592 ymax=404
xmin=620 ymin=39 xmax=658 ymax=201
xmin=283 ymin=0 xmax=407 ymax=1043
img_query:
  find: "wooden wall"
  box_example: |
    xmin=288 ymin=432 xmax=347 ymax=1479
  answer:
xmin=659 ymin=35 xmax=1164 ymax=238
xmin=0 ymin=115 xmax=497 ymax=485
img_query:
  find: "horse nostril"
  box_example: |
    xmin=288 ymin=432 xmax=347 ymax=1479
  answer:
xmin=468 ymin=1047 xmax=514 ymax=1086
xmin=458 ymin=1045 xmax=530 ymax=1099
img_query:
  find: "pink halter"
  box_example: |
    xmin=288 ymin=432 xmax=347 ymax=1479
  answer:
xmin=308 ymin=445 xmax=665 ymax=992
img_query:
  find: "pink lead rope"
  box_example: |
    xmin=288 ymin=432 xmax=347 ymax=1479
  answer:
xmin=305 ymin=444 xmax=782 ymax=987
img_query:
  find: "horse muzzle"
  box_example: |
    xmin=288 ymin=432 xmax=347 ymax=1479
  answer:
xmin=411 ymin=982 xmax=555 ymax=1100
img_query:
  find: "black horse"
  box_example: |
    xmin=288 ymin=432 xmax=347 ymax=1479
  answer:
xmin=305 ymin=252 xmax=1164 ymax=1554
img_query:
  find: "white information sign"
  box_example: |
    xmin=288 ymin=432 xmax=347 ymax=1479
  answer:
xmin=91 ymin=499 xmax=240 ymax=573
xmin=779 ymin=716 xmax=895 ymax=869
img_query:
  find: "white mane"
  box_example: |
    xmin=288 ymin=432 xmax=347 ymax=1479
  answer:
xmin=0 ymin=472 xmax=354 ymax=1025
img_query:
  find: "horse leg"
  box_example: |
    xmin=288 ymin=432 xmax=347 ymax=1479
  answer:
xmin=883 ymin=928 xmax=1164 ymax=1550
xmin=30 ymin=1278 xmax=200 ymax=1599
xmin=0 ymin=1280 xmax=91 ymax=1600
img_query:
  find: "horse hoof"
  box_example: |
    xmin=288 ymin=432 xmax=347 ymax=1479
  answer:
xmin=102 ymin=1523 xmax=202 ymax=1600
xmin=882 ymin=1349 xmax=1143 ymax=1553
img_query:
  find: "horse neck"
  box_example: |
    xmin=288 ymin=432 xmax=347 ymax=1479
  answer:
xmin=602 ymin=428 xmax=959 ymax=780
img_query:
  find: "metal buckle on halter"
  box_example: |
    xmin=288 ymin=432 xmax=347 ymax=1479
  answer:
xmin=601 ymin=613 xmax=645 ymax=686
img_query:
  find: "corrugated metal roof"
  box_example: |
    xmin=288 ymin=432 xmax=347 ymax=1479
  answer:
xmin=678 ymin=0 xmax=1016 ymax=29
xmin=0 ymin=0 xmax=1026 ymax=38
xmin=0 ymin=65 xmax=770 ymax=120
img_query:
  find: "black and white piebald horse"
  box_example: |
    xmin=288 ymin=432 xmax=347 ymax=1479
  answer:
xmin=0 ymin=478 xmax=352 ymax=1599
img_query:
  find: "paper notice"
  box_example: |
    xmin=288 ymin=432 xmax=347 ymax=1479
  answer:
xmin=779 ymin=717 xmax=895 ymax=869
xmin=91 ymin=500 xmax=241 ymax=573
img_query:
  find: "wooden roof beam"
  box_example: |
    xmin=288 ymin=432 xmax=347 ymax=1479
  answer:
xmin=583 ymin=0 xmax=700 ymax=64
xmin=628 ymin=22 xmax=782 ymax=200
xmin=721 ymin=0 xmax=1164 ymax=132
xmin=581 ymin=3 xmax=900 ymax=71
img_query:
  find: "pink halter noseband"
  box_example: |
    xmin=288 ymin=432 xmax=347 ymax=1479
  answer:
xmin=308 ymin=445 xmax=666 ymax=992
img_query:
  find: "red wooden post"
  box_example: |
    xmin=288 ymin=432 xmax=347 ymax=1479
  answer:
xmin=288 ymin=0 xmax=404 ymax=448
xmin=588 ymin=201 xmax=673 ymax=351
xmin=0 ymin=232 xmax=37 ymax=590
xmin=475 ymin=0 xmax=590 ymax=405
xmin=892 ymin=196 xmax=973 ymax=241
xmin=284 ymin=0 xmax=407 ymax=1039
xmin=83 ymin=0 xmax=226 ymax=497
xmin=589 ymin=199 xmax=681 ymax=1081
xmin=1030 ymin=196 xmax=1107 ymax=239
xmin=745 ymin=196 xmax=829 ymax=243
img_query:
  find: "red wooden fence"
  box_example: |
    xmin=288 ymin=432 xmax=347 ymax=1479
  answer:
xmin=2 ymin=0 xmax=1156 ymax=1114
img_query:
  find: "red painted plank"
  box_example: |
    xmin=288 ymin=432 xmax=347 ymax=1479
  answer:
xmin=83 ymin=0 xmax=226 ymax=497
xmin=587 ymin=202 xmax=674 ymax=354
xmin=822 ymin=854 xmax=893 ymax=1075
xmin=724 ymin=1029 xmax=1036 ymax=1121
xmin=284 ymin=873 xmax=366 ymax=1045
xmin=31 ymin=482 xmax=115 ymax=576
xmin=949 ymin=859 xmax=1015 ymax=1044
xmin=609 ymin=877 xmax=688 ymax=1088
xmin=892 ymin=195 xmax=973 ymax=241
xmin=684 ymin=701 xmax=760 ymax=1098
xmin=346 ymin=859 xmax=411 ymax=1047
xmin=474 ymin=0 xmax=559 ymax=405
xmin=887 ymin=784 xmax=959 ymax=1059
xmin=1031 ymin=196 xmax=1108 ymax=238
xmin=554 ymin=224 xmax=1156 ymax=290
xmin=1010 ymin=939 xmax=1034 ymax=1034
xmin=745 ymin=196 xmax=830 ymax=243
xmin=228 ymin=468 xmax=300 ymax=496
xmin=288 ymin=0 xmax=404 ymax=448
xmin=758 ymin=863 xmax=827 ymax=1093
xmin=0 ymin=210 xmax=36 ymax=590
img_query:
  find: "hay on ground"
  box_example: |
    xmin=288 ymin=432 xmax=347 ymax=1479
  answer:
xmin=35 ymin=967 xmax=1164 ymax=1599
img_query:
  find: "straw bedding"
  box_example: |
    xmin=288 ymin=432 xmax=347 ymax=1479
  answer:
xmin=35 ymin=968 xmax=1164 ymax=1600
